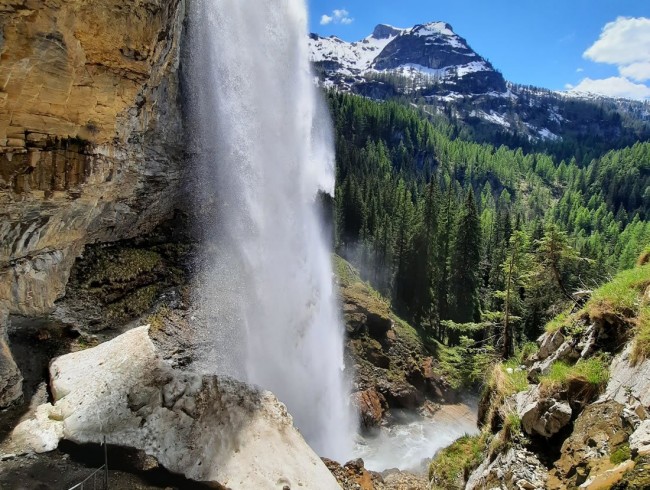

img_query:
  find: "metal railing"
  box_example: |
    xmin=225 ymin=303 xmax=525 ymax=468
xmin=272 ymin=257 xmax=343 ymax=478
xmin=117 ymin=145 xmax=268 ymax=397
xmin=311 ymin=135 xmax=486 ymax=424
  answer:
xmin=68 ymin=437 xmax=109 ymax=490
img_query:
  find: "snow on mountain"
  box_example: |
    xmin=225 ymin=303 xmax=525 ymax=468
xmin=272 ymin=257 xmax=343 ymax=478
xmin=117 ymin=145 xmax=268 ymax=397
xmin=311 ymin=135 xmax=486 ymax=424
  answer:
xmin=308 ymin=22 xmax=505 ymax=95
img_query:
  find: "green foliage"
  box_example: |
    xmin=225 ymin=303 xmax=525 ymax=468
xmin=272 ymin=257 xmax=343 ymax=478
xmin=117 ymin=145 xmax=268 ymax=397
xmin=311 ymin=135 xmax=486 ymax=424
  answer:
xmin=540 ymin=357 xmax=610 ymax=393
xmin=610 ymin=444 xmax=631 ymax=465
xmin=519 ymin=341 xmax=539 ymax=362
xmin=545 ymin=310 xmax=572 ymax=333
xmin=587 ymin=264 xmax=650 ymax=319
xmin=429 ymin=434 xmax=485 ymax=490
xmin=439 ymin=337 xmax=496 ymax=390
xmin=85 ymin=248 xmax=163 ymax=286
xmin=328 ymin=91 xmax=650 ymax=356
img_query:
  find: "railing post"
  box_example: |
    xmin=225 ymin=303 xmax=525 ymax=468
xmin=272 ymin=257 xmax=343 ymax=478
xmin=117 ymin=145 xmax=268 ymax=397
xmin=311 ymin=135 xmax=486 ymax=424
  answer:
xmin=103 ymin=436 xmax=109 ymax=489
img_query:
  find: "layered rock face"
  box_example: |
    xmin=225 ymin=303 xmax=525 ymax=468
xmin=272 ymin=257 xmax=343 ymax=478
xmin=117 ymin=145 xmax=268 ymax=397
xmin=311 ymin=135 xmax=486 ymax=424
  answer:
xmin=0 ymin=0 xmax=187 ymax=406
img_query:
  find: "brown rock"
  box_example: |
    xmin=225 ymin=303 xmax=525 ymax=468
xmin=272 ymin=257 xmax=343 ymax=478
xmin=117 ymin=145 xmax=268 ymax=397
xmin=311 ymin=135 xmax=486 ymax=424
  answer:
xmin=352 ymin=389 xmax=386 ymax=428
xmin=552 ymin=401 xmax=634 ymax=488
xmin=0 ymin=0 xmax=186 ymax=406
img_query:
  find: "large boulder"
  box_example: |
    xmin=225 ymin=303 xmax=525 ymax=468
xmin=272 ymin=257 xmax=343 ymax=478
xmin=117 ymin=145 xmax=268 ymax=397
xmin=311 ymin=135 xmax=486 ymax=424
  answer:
xmin=351 ymin=389 xmax=386 ymax=428
xmin=516 ymin=386 xmax=572 ymax=438
xmin=11 ymin=326 xmax=341 ymax=489
xmin=601 ymin=343 xmax=650 ymax=407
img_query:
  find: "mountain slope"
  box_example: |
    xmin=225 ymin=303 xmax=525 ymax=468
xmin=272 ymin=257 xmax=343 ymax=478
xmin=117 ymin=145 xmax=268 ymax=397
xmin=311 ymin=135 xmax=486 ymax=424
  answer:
xmin=309 ymin=22 xmax=506 ymax=96
xmin=310 ymin=23 xmax=650 ymax=157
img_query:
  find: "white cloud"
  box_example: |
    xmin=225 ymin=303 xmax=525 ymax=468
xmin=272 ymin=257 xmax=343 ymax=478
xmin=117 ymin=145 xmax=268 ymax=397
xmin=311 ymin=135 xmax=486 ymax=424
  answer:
xmin=619 ymin=62 xmax=650 ymax=82
xmin=584 ymin=17 xmax=650 ymax=65
xmin=573 ymin=17 xmax=650 ymax=99
xmin=570 ymin=76 xmax=650 ymax=100
xmin=576 ymin=67 xmax=584 ymax=73
xmin=319 ymin=8 xmax=353 ymax=26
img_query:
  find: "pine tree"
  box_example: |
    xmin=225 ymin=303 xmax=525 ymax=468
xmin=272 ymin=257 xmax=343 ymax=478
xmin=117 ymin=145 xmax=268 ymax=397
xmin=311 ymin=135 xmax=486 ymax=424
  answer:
xmin=449 ymin=189 xmax=482 ymax=323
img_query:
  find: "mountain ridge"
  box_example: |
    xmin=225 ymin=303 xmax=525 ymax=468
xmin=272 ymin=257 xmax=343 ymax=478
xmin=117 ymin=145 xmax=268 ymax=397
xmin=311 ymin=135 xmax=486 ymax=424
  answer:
xmin=309 ymin=21 xmax=650 ymax=154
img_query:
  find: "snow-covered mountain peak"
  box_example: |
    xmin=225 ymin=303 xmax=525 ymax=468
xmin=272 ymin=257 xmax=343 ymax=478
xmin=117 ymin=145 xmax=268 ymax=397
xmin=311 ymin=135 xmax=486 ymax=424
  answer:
xmin=411 ymin=21 xmax=455 ymax=37
xmin=371 ymin=24 xmax=405 ymax=40
xmin=309 ymin=20 xmax=505 ymax=95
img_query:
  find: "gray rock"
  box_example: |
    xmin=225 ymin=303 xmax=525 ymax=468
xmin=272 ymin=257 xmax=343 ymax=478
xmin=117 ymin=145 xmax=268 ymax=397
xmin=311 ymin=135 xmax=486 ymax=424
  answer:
xmin=466 ymin=446 xmax=548 ymax=490
xmin=630 ymin=420 xmax=650 ymax=456
xmin=537 ymin=330 xmax=565 ymax=361
xmin=10 ymin=326 xmax=340 ymax=489
xmin=600 ymin=343 xmax=650 ymax=407
xmin=517 ymin=386 xmax=572 ymax=438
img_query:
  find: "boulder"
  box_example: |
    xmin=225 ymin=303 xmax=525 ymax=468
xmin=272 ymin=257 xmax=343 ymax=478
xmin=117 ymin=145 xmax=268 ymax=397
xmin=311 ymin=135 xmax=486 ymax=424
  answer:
xmin=323 ymin=458 xmax=383 ymax=490
xmin=552 ymin=401 xmax=634 ymax=488
xmin=630 ymin=420 xmax=650 ymax=456
xmin=352 ymin=389 xmax=385 ymax=428
xmin=601 ymin=343 xmax=650 ymax=407
xmin=516 ymin=386 xmax=572 ymax=438
xmin=11 ymin=326 xmax=340 ymax=489
xmin=537 ymin=330 xmax=566 ymax=360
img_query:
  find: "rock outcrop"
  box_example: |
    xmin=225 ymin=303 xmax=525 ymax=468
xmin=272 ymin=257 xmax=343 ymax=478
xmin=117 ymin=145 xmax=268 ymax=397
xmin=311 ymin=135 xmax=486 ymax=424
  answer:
xmin=9 ymin=326 xmax=341 ymax=489
xmin=516 ymin=386 xmax=572 ymax=438
xmin=0 ymin=0 xmax=187 ymax=406
xmin=463 ymin=264 xmax=650 ymax=490
xmin=466 ymin=446 xmax=548 ymax=490
xmin=335 ymin=257 xmax=452 ymax=426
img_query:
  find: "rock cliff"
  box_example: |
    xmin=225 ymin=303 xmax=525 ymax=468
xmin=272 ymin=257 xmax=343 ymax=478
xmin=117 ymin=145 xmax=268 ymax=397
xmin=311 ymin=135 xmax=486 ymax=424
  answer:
xmin=0 ymin=0 xmax=187 ymax=406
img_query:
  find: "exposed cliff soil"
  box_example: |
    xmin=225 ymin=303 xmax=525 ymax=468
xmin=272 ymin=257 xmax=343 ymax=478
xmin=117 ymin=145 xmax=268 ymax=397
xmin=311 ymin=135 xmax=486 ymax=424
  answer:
xmin=335 ymin=256 xmax=463 ymax=429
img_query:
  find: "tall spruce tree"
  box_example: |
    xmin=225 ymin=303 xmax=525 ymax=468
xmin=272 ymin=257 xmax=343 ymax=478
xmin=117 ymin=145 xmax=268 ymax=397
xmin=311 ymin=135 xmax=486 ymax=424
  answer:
xmin=449 ymin=189 xmax=482 ymax=323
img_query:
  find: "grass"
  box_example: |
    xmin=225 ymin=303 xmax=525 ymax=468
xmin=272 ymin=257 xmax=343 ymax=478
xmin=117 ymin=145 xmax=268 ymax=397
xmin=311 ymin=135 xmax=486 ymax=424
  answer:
xmin=496 ymin=360 xmax=530 ymax=395
xmin=539 ymin=356 xmax=609 ymax=393
xmin=582 ymin=263 xmax=650 ymax=364
xmin=429 ymin=434 xmax=485 ymax=490
xmin=610 ymin=444 xmax=631 ymax=465
xmin=545 ymin=309 xmax=572 ymax=334
xmin=586 ymin=264 xmax=650 ymax=320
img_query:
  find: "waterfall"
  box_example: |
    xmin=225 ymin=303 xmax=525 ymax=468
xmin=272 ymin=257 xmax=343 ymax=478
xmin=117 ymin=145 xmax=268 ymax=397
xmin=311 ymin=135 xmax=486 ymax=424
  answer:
xmin=184 ymin=0 xmax=354 ymax=460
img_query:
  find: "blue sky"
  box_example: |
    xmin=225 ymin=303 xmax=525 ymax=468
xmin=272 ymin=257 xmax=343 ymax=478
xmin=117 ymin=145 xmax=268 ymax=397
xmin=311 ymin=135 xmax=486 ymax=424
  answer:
xmin=307 ymin=0 xmax=650 ymax=99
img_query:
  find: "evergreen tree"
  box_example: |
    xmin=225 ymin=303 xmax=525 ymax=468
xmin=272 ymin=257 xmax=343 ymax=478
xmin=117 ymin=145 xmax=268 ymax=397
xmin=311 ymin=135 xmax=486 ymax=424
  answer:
xmin=449 ymin=190 xmax=482 ymax=323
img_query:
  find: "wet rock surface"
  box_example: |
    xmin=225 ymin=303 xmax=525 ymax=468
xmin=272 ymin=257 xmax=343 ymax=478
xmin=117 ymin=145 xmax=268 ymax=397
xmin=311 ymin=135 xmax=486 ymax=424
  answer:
xmin=337 ymin=258 xmax=455 ymax=426
xmin=5 ymin=326 xmax=340 ymax=489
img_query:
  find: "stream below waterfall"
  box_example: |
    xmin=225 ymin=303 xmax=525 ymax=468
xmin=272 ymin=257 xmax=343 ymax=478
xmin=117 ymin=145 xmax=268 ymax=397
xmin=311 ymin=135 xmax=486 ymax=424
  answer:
xmin=354 ymin=399 xmax=479 ymax=474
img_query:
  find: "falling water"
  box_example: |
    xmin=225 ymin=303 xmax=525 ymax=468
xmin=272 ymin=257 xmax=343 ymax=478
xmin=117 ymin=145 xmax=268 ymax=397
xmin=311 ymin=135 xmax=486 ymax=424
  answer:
xmin=184 ymin=0 xmax=354 ymax=460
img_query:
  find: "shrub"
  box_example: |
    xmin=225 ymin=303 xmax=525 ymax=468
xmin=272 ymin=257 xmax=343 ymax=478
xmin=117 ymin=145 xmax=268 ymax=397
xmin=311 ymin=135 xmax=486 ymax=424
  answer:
xmin=429 ymin=434 xmax=485 ymax=490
